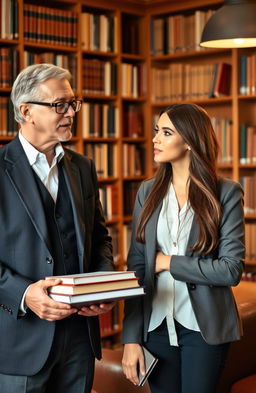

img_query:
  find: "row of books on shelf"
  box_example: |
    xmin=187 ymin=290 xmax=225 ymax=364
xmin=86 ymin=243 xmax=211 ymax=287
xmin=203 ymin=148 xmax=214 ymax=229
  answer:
xmin=99 ymin=184 xmax=118 ymax=220
xmin=23 ymin=51 xmax=77 ymax=91
xmin=151 ymin=62 xmax=231 ymax=102
xmin=99 ymin=306 xmax=120 ymax=335
xmin=83 ymin=59 xmax=117 ymax=96
xmin=0 ymin=48 xmax=18 ymax=88
xmin=83 ymin=142 xmax=145 ymax=178
xmin=240 ymin=176 xmax=256 ymax=214
xmin=240 ymin=124 xmax=256 ymax=164
xmin=84 ymin=143 xmax=117 ymax=178
xmin=123 ymin=223 xmax=132 ymax=260
xmin=0 ymin=0 xmax=18 ymax=40
xmin=245 ymin=223 xmax=256 ymax=262
xmin=240 ymin=54 xmax=256 ymax=96
xmin=123 ymin=144 xmax=145 ymax=177
xmin=23 ymin=4 xmax=77 ymax=47
xmin=0 ymin=96 xmax=18 ymax=135
xmin=108 ymin=226 xmax=120 ymax=264
xmin=80 ymin=102 xmax=143 ymax=139
xmin=121 ymin=63 xmax=147 ymax=98
xmin=123 ymin=181 xmax=140 ymax=216
xmin=47 ymin=270 xmax=144 ymax=307
xmin=123 ymin=104 xmax=143 ymax=138
xmin=122 ymin=14 xmax=140 ymax=55
xmin=150 ymin=8 xmax=214 ymax=55
xmin=82 ymin=103 xmax=119 ymax=138
xmin=81 ymin=12 xmax=117 ymax=53
xmin=212 ymin=117 xmax=233 ymax=165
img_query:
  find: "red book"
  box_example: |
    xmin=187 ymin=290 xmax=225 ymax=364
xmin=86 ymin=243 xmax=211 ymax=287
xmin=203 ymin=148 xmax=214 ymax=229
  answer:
xmin=214 ymin=63 xmax=232 ymax=97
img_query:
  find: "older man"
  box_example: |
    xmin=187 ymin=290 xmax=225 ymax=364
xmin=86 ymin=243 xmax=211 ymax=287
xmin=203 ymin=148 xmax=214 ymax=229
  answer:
xmin=0 ymin=63 xmax=114 ymax=393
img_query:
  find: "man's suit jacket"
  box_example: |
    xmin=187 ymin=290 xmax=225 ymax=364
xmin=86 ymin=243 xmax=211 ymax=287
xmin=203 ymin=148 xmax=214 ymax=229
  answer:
xmin=0 ymin=137 xmax=113 ymax=376
xmin=122 ymin=178 xmax=245 ymax=346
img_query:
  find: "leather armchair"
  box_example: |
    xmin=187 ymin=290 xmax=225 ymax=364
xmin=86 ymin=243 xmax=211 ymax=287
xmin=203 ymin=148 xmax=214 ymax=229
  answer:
xmin=92 ymin=348 xmax=150 ymax=393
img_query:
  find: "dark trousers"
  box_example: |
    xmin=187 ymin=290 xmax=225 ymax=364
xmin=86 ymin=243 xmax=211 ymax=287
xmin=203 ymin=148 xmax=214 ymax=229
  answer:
xmin=0 ymin=315 xmax=95 ymax=393
xmin=144 ymin=319 xmax=229 ymax=393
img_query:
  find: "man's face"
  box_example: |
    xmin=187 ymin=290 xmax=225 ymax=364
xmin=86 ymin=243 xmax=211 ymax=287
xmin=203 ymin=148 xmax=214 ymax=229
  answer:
xmin=27 ymin=78 xmax=75 ymax=147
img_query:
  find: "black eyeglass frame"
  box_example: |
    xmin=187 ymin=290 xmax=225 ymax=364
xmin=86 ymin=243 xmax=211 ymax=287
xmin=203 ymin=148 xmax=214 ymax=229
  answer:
xmin=25 ymin=100 xmax=82 ymax=114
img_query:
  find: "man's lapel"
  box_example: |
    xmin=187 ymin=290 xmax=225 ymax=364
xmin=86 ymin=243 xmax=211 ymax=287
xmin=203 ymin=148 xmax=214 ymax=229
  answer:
xmin=62 ymin=150 xmax=85 ymax=270
xmin=4 ymin=137 xmax=51 ymax=252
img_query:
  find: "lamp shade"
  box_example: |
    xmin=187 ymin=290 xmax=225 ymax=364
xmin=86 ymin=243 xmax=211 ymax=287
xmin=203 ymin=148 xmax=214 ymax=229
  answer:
xmin=200 ymin=0 xmax=256 ymax=48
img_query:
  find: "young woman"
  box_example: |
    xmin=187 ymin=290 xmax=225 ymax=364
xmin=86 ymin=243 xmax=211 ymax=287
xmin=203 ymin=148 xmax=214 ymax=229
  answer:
xmin=122 ymin=103 xmax=245 ymax=393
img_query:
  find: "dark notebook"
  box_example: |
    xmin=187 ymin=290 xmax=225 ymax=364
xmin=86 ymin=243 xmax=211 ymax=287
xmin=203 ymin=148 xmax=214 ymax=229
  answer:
xmin=138 ymin=346 xmax=158 ymax=386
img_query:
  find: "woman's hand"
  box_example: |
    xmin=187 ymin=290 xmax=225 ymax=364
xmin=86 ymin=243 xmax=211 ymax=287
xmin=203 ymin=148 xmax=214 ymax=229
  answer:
xmin=155 ymin=252 xmax=171 ymax=274
xmin=78 ymin=301 xmax=116 ymax=317
xmin=122 ymin=343 xmax=145 ymax=385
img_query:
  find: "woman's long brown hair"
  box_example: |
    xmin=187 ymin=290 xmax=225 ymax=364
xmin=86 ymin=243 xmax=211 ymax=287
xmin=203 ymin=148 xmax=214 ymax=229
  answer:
xmin=136 ymin=103 xmax=222 ymax=255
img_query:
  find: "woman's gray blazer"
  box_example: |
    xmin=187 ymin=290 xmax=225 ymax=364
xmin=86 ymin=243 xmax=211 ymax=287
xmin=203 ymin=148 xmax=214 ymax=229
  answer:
xmin=122 ymin=178 xmax=245 ymax=345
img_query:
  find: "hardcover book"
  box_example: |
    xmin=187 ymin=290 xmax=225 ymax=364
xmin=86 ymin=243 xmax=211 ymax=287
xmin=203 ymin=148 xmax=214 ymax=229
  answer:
xmin=48 ymin=277 xmax=139 ymax=295
xmin=138 ymin=346 xmax=158 ymax=386
xmin=49 ymin=286 xmax=145 ymax=308
xmin=46 ymin=270 xmax=137 ymax=285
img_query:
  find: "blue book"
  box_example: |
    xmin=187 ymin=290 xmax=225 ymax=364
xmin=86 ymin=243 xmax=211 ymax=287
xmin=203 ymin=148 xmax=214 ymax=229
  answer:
xmin=240 ymin=55 xmax=247 ymax=95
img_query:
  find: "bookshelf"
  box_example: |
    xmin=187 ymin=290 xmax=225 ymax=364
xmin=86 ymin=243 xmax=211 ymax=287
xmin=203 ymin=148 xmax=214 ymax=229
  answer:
xmin=146 ymin=0 xmax=256 ymax=278
xmin=1 ymin=0 xmax=256 ymax=345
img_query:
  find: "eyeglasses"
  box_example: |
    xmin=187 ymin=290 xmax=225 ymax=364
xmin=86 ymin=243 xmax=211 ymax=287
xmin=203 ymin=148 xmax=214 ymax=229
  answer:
xmin=25 ymin=100 xmax=82 ymax=114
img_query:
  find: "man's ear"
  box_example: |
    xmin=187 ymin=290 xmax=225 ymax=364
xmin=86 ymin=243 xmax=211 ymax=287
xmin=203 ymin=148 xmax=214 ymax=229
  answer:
xmin=19 ymin=103 xmax=33 ymax=123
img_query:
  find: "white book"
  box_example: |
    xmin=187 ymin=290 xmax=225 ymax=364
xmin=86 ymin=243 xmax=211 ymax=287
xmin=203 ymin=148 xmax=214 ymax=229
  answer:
xmin=46 ymin=271 xmax=137 ymax=285
xmin=138 ymin=346 xmax=158 ymax=386
xmin=49 ymin=286 xmax=145 ymax=308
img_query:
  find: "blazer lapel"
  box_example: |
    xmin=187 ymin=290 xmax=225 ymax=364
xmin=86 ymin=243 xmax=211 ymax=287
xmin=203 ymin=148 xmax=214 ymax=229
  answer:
xmin=4 ymin=138 xmax=51 ymax=252
xmin=62 ymin=151 xmax=85 ymax=270
xmin=145 ymin=201 xmax=162 ymax=273
xmin=185 ymin=215 xmax=199 ymax=256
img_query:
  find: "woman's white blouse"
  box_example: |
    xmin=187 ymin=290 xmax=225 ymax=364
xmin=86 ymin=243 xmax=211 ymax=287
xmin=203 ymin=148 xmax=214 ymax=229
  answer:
xmin=148 ymin=183 xmax=200 ymax=346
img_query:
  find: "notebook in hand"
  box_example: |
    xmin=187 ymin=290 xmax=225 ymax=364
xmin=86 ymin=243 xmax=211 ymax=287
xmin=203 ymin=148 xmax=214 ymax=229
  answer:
xmin=138 ymin=346 xmax=158 ymax=387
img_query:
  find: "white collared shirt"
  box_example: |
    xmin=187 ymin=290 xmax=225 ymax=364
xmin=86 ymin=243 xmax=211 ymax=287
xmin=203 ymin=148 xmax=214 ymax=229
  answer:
xmin=19 ymin=132 xmax=64 ymax=202
xmin=148 ymin=183 xmax=200 ymax=346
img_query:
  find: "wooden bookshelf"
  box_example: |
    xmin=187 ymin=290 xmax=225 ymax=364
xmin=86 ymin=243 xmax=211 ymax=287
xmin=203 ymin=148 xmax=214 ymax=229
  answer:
xmin=145 ymin=0 xmax=256 ymax=280
xmin=1 ymin=0 xmax=256 ymax=345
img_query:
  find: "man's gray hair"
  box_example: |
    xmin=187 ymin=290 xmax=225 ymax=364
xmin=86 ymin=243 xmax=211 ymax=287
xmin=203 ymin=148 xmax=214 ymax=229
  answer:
xmin=11 ymin=63 xmax=72 ymax=124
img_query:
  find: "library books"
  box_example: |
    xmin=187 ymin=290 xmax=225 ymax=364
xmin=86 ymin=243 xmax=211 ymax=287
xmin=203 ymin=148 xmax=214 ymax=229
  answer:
xmin=150 ymin=9 xmax=214 ymax=55
xmin=47 ymin=271 xmax=144 ymax=307
xmin=239 ymin=54 xmax=256 ymax=95
xmin=81 ymin=12 xmax=116 ymax=53
xmin=151 ymin=62 xmax=232 ymax=103
xmin=46 ymin=270 xmax=137 ymax=285
xmin=23 ymin=4 xmax=77 ymax=47
xmin=49 ymin=286 xmax=145 ymax=308
xmin=48 ymin=277 xmax=139 ymax=295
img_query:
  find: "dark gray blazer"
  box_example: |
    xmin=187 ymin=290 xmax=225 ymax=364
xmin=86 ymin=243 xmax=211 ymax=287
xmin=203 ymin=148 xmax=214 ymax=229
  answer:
xmin=122 ymin=178 xmax=245 ymax=346
xmin=0 ymin=137 xmax=113 ymax=375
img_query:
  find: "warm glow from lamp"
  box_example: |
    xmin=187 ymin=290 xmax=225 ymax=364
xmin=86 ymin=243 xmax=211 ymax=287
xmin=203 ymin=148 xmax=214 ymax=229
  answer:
xmin=201 ymin=38 xmax=256 ymax=48
xmin=200 ymin=0 xmax=256 ymax=49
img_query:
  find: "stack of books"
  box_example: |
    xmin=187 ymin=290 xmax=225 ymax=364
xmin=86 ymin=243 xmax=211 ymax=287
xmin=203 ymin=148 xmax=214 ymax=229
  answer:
xmin=46 ymin=271 xmax=144 ymax=308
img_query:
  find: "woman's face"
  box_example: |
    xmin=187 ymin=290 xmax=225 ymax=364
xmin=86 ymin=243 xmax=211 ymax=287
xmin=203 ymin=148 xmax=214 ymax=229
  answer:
xmin=152 ymin=113 xmax=189 ymax=164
